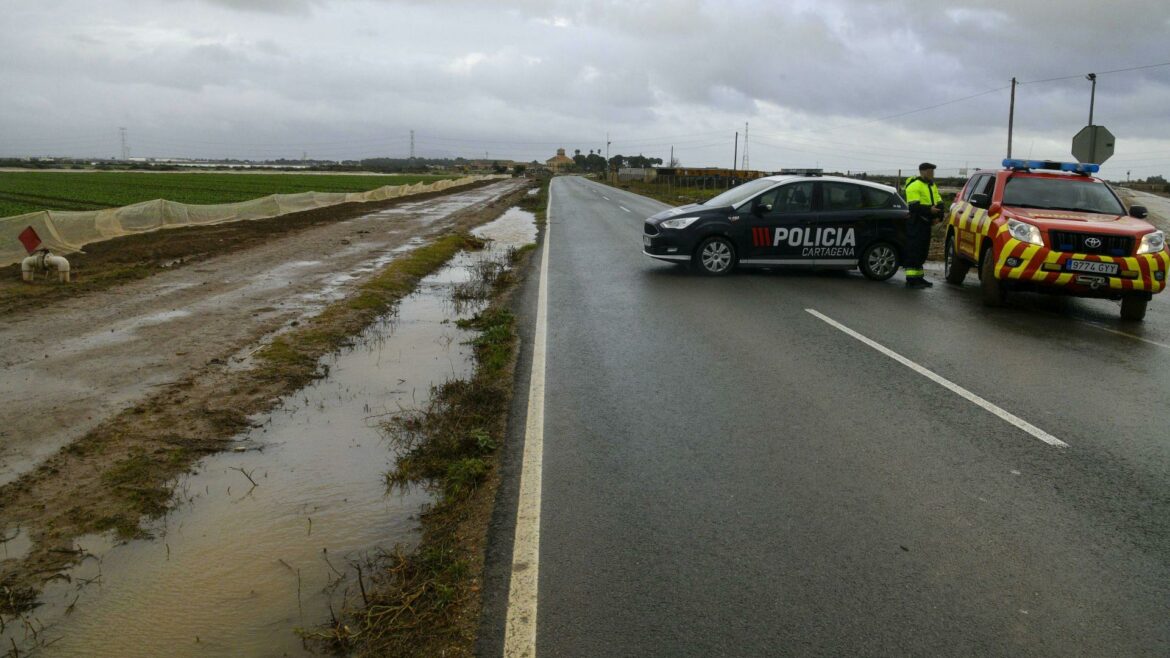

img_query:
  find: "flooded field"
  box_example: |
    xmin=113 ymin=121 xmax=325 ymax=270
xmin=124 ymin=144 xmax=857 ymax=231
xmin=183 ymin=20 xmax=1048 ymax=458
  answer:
xmin=1 ymin=208 xmax=536 ymax=657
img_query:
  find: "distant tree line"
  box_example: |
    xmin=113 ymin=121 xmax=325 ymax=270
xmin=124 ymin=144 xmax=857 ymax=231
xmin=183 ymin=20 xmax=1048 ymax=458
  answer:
xmin=563 ymin=149 xmax=664 ymax=173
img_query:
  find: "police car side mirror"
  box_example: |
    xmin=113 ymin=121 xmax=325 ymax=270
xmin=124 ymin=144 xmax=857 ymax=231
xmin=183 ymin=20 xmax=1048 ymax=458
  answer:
xmin=1129 ymin=205 xmax=1148 ymax=219
xmin=970 ymin=193 xmax=991 ymax=210
xmin=751 ymin=203 xmax=766 ymax=217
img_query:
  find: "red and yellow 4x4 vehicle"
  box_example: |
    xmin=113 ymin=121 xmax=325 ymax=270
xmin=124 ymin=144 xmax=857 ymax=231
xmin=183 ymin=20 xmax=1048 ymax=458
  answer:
xmin=943 ymin=159 xmax=1168 ymax=321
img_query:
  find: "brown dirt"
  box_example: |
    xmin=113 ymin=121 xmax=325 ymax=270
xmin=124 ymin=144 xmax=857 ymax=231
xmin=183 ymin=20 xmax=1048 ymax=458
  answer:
xmin=0 ymin=179 xmax=531 ymax=612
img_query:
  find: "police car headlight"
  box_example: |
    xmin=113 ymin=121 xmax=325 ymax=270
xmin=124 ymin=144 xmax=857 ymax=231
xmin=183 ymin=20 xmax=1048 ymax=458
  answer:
xmin=1137 ymin=230 xmax=1165 ymax=255
xmin=1007 ymin=219 xmax=1043 ymax=246
xmin=660 ymin=216 xmax=700 ymax=230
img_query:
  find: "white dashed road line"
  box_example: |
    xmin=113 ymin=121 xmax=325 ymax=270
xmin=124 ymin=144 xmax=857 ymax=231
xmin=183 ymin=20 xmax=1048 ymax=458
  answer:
xmin=503 ymin=182 xmax=552 ymax=657
xmin=806 ymin=308 xmax=1068 ymax=448
xmin=619 ymin=205 xmax=631 ymax=213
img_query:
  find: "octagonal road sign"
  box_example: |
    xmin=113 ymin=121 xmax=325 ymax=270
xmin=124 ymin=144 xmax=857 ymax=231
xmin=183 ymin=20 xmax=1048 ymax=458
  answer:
xmin=1072 ymin=125 xmax=1114 ymax=164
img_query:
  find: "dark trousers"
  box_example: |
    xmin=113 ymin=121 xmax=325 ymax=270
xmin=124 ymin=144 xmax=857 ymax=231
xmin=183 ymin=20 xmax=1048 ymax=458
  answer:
xmin=904 ymin=218 xmax=932 ymax=276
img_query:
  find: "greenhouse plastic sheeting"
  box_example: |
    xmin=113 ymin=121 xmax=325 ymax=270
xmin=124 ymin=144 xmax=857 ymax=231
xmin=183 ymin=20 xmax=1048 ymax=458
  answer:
xmin=0 ymin=175 xmax=501 ymax=268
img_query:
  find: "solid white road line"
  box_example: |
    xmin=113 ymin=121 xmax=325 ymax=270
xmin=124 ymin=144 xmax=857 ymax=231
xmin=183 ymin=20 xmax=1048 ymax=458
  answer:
xmin=1081 ymin=321 xmax=1170 ymax=350
xmin=503 ymin=182 xmax=552 ymax=657
xmin=619 ymin=205 xmax=631 ymax=213
xmin=806 ymin=309 xmax=1068 ymax=448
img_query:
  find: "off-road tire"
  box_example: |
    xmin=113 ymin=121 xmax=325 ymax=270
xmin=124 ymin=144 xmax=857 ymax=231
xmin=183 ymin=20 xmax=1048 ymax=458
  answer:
xmin=693 ymin=236 xmax=736 ymax=276
xmin=980 ymin=248 xmax=1006 ymax=306
xmin=1120 ymin=296 xmax=1148 ymax=322
xmin=944 ymin=233 xmax=971 ymax=284
xmin=859 ymin=242 xmax=900 ymax=281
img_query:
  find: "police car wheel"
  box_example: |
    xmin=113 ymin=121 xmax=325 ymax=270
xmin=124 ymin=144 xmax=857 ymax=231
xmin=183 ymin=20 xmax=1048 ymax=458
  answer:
xmin=1120 ymin=296 xmax=1147 ymax=322
xmin=944 ymin=233 xmax=970 ymax=284
xmin=693 ymin=236 xmax=736 ymax=276
xmin=859 ymin=242 xmax=899 ymax=281
xmin=980 ymin=249 xmax=1006 ymax=306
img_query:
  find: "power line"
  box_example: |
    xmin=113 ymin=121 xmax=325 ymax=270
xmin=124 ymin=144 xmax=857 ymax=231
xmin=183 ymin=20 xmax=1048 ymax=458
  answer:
xmin=1021 ymin=61 xmax=1170 ymax=85
xmin=819 ymin=85 xmax=1011 ymax=134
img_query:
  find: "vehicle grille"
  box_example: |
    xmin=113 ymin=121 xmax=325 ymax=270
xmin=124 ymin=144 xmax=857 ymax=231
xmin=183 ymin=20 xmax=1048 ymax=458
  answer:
xmin=644 ymin=222 xmax=659 ymax=236
xmin=1048 ymin=231 xmax=1133 ymax=256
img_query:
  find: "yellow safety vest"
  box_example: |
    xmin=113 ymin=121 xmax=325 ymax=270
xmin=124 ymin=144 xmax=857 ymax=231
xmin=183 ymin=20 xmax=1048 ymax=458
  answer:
xmin=904 ymin=177 xmax=941 ymax=207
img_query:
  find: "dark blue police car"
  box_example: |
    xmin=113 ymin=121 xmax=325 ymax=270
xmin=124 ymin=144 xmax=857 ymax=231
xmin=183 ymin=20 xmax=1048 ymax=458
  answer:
xmin=642 ymin=172 xmax=911 ymax=279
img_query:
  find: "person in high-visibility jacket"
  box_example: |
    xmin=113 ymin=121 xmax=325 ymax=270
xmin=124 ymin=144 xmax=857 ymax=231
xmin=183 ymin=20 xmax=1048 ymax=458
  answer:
xmin=902 ymin=162 xmax=945 ymax=288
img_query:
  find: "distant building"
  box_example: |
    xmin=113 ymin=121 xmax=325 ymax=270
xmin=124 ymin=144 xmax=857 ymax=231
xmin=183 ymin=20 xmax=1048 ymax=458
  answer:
xmin=546 ymin=148 xmax=574 ymax=171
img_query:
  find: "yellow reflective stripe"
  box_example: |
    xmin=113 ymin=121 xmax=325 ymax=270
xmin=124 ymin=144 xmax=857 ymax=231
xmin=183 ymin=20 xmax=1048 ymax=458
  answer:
xmin=1124 ymin=257 xmax=1144 ymax=291
xmin=905 ymin=269 xmax=924 ymax=276
xmin=959 ymin=205 xmax=975 ymax=230
xmin=975 ymin=210 xmax=988 ymax=233
xmin=1010 ymin=244 xmax=1041 ymax=279
xmin=995 ymin=237 xmax=1019 ymax=270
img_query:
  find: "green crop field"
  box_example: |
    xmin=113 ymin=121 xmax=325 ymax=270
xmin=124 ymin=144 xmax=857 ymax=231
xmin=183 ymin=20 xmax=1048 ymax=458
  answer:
xmin=0 ymin=172 xmax=457 ymax=218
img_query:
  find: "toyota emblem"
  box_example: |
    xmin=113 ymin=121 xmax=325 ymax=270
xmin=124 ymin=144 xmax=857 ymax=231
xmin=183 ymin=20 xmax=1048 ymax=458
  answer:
xmin=1084 ymin=237 xmax=1103 ymax=249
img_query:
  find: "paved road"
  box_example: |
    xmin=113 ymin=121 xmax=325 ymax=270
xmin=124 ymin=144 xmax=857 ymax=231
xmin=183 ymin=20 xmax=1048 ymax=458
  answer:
xmin=484 ymin=176 xmax=1170 ymax=656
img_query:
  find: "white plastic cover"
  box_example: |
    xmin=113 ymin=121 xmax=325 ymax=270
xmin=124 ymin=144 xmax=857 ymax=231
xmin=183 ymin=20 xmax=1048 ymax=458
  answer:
xmin=1 ymin=175 xmax=501 ymax=267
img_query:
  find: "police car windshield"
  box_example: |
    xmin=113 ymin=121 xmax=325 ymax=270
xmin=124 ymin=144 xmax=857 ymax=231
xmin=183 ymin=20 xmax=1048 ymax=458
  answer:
xmin=1002 ymin=177 xmax=1124 ymax=215
xmin=702 ymin=178 xmax=778 ymax=209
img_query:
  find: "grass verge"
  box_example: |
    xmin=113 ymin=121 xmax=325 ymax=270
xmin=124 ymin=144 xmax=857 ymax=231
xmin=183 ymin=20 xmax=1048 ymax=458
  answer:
xmin=308 ymin=215 xmax=538 ymax=657
xmin=255 ymin=232 xmax=484 ymax=390
xmin=517 ymin=174 xmax=550 ymax=226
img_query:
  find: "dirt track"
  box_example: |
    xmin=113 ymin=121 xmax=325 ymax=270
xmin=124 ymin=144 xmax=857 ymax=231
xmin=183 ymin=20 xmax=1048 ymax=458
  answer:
xmin=0 ymin=179 xmax=527 ymax=487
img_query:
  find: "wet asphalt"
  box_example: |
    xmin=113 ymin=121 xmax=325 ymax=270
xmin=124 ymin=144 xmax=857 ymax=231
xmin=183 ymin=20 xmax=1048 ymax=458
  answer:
xmin=480 ymin=176 xmax=1170 ymax=657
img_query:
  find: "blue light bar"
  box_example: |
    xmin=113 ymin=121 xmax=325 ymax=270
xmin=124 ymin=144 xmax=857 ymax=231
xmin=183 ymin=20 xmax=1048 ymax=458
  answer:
xmin=1002 ymin=159 xmax=1099 ymax=174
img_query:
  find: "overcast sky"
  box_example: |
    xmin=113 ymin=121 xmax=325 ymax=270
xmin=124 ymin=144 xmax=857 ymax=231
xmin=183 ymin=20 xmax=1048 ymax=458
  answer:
xmin=2 ymin=0 xmax=1168 ymax=178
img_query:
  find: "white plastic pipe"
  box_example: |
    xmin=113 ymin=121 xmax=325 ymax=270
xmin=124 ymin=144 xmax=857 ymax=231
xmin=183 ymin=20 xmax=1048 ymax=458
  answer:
xmin=21 ymin=251 xmax=71 ymax=283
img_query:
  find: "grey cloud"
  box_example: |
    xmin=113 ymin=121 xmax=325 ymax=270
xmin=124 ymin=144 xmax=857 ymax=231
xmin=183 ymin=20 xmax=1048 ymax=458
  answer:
xmin=195 ymin=0 xmax=318 ymax=15
xmin=1 ymin=0 xmax=1168 ymax=175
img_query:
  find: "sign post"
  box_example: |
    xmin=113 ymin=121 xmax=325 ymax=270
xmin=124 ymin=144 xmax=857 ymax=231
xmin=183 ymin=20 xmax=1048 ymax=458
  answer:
xmin=1072 ymin=125 xmax=1114 ymax=165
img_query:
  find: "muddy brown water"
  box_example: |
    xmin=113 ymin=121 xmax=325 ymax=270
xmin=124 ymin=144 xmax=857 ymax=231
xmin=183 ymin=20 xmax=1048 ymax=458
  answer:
xmin=1 ymin=208 xmax=536 ymax=657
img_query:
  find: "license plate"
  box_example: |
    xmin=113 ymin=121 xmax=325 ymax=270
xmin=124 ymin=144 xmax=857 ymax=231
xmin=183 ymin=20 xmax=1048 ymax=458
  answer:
xmin=1066 ymin=260 xmax=1118 ymax=275
xmin=643 ymin=236 xmax=652 ymax=247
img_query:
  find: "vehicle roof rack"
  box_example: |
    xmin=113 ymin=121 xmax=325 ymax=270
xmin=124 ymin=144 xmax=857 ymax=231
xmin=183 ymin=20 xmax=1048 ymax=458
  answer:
xmin=1002 ymin=158 xmax=1098 ymax=176
xmin=778 ymin=168 xmax=823 ymax=176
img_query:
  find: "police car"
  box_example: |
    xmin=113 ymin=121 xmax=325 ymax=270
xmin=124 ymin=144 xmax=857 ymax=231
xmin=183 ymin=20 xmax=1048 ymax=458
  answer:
xmin=642 ymin=172 xmax=910 ymax=279
xmin=944 ymin=159 xmax=1168 ymax=321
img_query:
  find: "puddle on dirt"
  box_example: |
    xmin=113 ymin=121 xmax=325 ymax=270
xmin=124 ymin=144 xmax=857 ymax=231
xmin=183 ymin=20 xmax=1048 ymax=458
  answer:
xmin=49 ymin=309 xmax=195 ymax=354
xmin=1 ymin=208 xmax=536 ymax=657
xmin=369 ymin=185 xmax=515 ymax=226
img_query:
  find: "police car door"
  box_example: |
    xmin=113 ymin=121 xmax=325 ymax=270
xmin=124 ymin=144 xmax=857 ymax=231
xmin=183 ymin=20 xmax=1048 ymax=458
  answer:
xmin=811 ymin=182 xmax=882 ymax=267
xmin=741 ymin=181 xmax=818 ymax=264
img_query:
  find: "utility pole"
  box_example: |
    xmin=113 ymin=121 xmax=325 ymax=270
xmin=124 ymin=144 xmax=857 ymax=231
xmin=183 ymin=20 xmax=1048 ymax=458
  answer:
xmin=669 ymin=145 xmax=674 ymax=168
xmin=732 ymin=131 xmax=738 ymax=176
xmin=1006 ymin=77 xmax=1016 ymax=158
xmin=119 ymin=127 xmax=128 ymax=160
xmin=1086 ymin=72 xmax=1097 ymax=125
xmin=605 ymin=131 xmax=611 ymax=183
xmin=741 ymin=122 xmax=749 ymax=171
xmin=410 ymin=130 xmax=415 ymax=159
